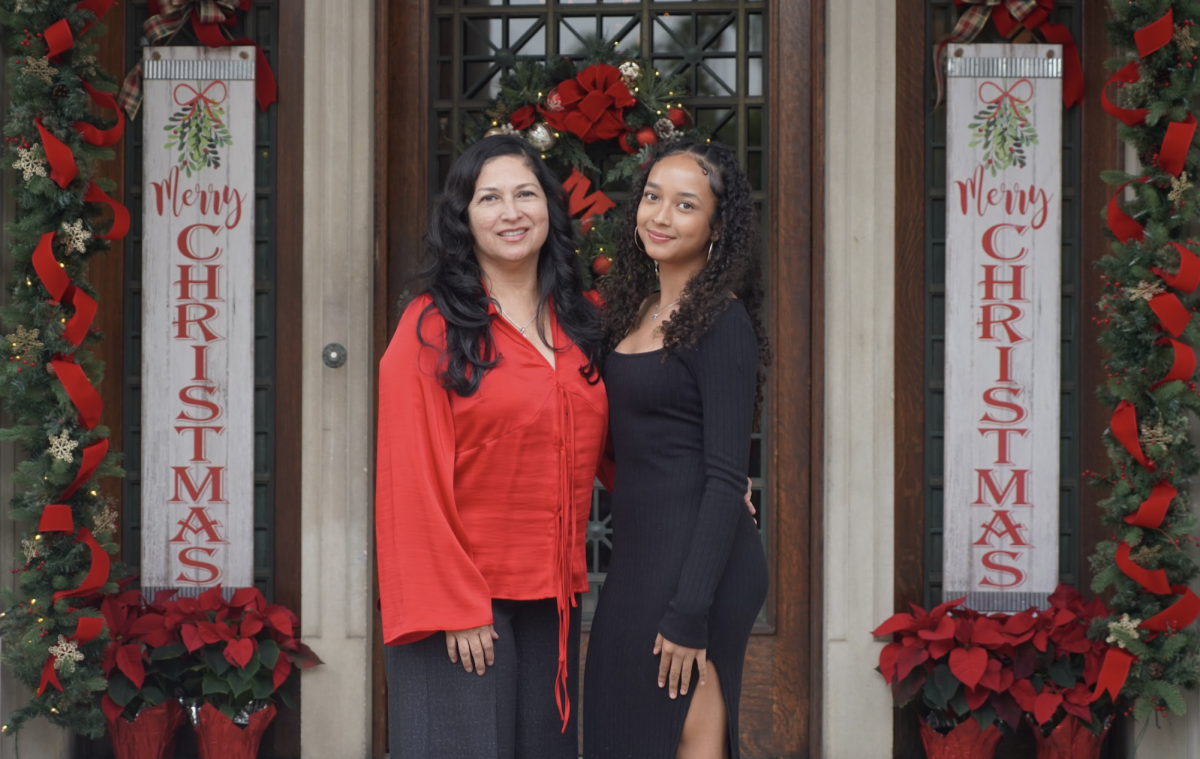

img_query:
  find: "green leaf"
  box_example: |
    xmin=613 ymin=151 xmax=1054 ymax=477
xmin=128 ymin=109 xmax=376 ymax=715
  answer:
xmin=933 ymin=663 xmax=959 ymax=706
xmin=1049 ymin=656 xmax=1076 ymax=689
xmin=107 ymin=674 xmax=138 ymax=707
xmin=202 ymin=675 xmax=230 ymax=697
xmin=141 ymin=684 xmax=166 ymax=706
xmin=203 ymin=646 xmax=231 ymax=676
xmin=258 ymin=639 xmax=280 ymax=669
xmin=150 ymin=642 xmax=187 ymax=661
xmin=251 ymin=675 xmax=275 ymax=700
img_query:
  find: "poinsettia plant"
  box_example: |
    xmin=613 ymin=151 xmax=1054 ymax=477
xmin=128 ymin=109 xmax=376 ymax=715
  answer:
xmin=100 ymin=586 xmax=188 ymax=723
xmin=874 ymin=585 xmax=1117 ymax=736
xmin=163 ymin=586 xmax=321 ymax=720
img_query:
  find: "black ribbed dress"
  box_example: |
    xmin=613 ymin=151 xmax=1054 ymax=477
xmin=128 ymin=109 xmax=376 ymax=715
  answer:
xmin=584 ymin=300 xmax=769 ymax=759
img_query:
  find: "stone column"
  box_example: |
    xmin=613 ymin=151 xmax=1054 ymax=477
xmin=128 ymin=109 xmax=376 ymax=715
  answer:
xmin=300 ymin=2 xmax=376 ymax=757
xmin=823 ymin=0 xmax=897 ymax=755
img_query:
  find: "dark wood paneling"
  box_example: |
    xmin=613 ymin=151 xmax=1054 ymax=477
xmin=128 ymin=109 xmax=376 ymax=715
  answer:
xmin=1078 ymin=7 xmax=1125 ymax=757
xmin=893 ymin=0 xmax=926 ymax=754
xmin=269 ymin=1 xmax=305 ymax=756
xmin=375 ymin=0 xmax=431 ymax=755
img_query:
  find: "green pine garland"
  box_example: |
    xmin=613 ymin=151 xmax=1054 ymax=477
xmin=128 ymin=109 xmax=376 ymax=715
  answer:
xmin=1091 ymin=0 xmax=1200 ymax=727
xmin=0 ymin=0 xmax=125 ymax=738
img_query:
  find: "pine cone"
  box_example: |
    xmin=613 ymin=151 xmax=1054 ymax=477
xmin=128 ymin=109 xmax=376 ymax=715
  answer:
xmin=52 ymin=84 xmax=69 ymax=99
xmin=1149 ymin=663 xmax=1165 ymax=679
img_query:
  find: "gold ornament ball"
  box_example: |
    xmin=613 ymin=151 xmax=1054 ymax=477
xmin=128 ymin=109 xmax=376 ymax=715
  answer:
xmin=526 ymin=122 xmax=557 ymax=152
xmin=484 ymin=127 xmax=507 ymax=138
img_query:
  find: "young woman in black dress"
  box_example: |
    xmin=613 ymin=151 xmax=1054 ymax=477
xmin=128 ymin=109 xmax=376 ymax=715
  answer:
xmin=584 ymin=140 xmax=771 ymax=759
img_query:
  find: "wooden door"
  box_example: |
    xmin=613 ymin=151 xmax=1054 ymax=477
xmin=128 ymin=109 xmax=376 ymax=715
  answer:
xmin=375 ymin=1 xmax=824 ymax=756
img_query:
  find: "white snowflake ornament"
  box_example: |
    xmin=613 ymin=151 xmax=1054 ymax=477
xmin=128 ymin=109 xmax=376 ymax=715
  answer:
xmin=20 ymin=538 xmax=37 ymax=563
xmin=92 ymin=503 xmax=118 ymax=535
xmin=47 ymin=431 xmax=77 ymax=463
xmin=59 ymin=219 xmax=91 ymax=254
xmin=13 ymin=145 xmax=46 ymax=182
xmin=48 ymin=635 xmax=83 ymax=673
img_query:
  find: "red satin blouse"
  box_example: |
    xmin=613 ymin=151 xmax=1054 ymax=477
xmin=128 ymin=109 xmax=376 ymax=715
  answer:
xmin=375 ymin=293 xmax=608 ymax=722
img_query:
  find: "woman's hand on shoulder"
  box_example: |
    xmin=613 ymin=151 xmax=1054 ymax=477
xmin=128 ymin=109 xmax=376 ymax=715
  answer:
xmin=445 ymin=624 xmax=499 ymax=675
xmin=654 ymin=633 xmax=707 ymax=699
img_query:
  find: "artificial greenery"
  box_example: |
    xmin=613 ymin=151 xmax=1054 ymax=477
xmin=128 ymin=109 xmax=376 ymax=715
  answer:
xmin=0 ymin=0 xmax=125 ymax=738
xmin=1090 ymin=0 xmax=1200 ymax=727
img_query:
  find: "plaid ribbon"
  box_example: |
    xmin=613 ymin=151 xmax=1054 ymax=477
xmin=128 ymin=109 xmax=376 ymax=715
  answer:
xmin=935 ymin=0 xmax=1042 ymax=107
xmin=117 ymin=0 xmax=247 ymax=120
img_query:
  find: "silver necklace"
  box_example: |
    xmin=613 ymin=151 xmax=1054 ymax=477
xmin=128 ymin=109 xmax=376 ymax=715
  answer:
xmin=496 ymin=302 xmax=538 ymax=334
xmin=651 ymin=299 xmax=679 ymax=321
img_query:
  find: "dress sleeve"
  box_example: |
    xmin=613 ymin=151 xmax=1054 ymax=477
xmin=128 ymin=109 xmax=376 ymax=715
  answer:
xmin=375 ymin=302 xmax=494 ymax=646
xmin=657 ymin=303 xmax=758 ymax=649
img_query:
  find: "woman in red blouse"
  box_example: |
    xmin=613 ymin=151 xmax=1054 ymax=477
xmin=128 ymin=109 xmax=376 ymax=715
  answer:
xmin=375 ymin=135 xmax=609 ymax=758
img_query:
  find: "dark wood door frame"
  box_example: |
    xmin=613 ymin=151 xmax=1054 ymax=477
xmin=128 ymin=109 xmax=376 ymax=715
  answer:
xmin=893 ymin=1 xmax=1122 ymax=756
xmin=375 ymin=1 xmax=824 ymax=756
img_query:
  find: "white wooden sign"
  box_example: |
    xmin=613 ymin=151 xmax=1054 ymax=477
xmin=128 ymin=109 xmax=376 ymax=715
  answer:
xmin=943 ymin=45 xmax=1062 ymax=611
xmin=141 ymin=47 xmax=255 ymax=592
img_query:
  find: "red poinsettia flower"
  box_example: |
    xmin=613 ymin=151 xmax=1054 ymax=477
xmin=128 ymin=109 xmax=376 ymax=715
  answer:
xmin=539 ymin=64 xmax=636 ymax=143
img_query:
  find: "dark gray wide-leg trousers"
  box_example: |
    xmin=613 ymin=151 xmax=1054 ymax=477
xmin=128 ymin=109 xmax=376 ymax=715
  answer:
xmin=385 ymin=597 xmax=581 ymax=759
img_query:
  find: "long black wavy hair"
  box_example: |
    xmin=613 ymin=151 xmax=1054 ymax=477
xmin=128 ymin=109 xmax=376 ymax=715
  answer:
xmin=599 ymin=138 xmax=772 ymax=418
xmin=418 ymin=135 xmax=602 ymax=396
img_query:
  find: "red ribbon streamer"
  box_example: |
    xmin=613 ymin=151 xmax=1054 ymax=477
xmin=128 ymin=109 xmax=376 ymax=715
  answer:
xmin=84 ymin=182 xmax=129 ymax=241
xmin=43 ymin=18 xmax=73 ymax=60
xmin=1125 ymin=480 xmax=1176 ymax=529
xmin=38 ymin=504 xmax=74 ymax=533
xmin=60 ymin=440 xmax=108 ymax=501
xmin=74 ymin=81 xmax=124 ymax=148
xmin=51 ymin=359 xmax=102 ymax=431
xmin=1142 ymin=586 xmax=1200 ymax=633
xmin=1039 ymin=23 xmax=1083 ymax=108
xmin=32 ymin=232 xmax=70 ymax=303
xmin=1150 ymin=338 xmax=1196 ymax=390
xmin=1111 ymin=400 xmax=1155 ymax=471
xmin=1090 ymin=648 xmax=1136 ymax=703
xmin=1152 ymin=243 xmax=1200 ymax=294
xmin=75 ymin=0 xmax=115 ymax=35
xmin=37 ymin=616 xmax=105 ymax=696
xmin=34 ymin=118 xmax=78 ymax=189
xmin=1160 ymin=116 xmax=1197 ymax=178
xmin=1148 ymin=293 xmax=1191 ymax=338
xmin=1102 ymin=62 xmax=1149 ymax=127
xmin=60 ymin=287 xmax=96 ymax=348
xmin=1107 ymin=179 xmax=1148 ymax=244
xmin=53 ymin=529 xmax=109 ymax=603
xmin=1116 ymin=541 xmax=1173 ymax=595
xmin=191 ymin=17 xmax=277 ymax=112
xmin=1135 ymin=8 xmax=1175 ymax=58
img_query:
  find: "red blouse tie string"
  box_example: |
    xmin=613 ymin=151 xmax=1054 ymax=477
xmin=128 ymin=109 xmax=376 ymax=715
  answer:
xmin=554 ymin=382 xmax=578 ymax=732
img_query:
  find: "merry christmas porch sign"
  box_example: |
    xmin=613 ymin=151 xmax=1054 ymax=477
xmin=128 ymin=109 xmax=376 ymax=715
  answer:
xmin=943 ymin=44 xmax=1063 ymax=612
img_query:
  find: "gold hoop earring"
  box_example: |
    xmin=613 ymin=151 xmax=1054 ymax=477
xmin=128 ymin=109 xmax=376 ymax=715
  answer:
xmin=707 ymin=238 xmax=715 ymax=262
xmin=634 ymin=230 xmax=646 ymax=253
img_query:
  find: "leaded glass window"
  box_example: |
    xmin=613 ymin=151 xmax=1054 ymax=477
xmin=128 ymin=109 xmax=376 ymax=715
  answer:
xmin=122 ymin=1 xmax=280 ymax=599
xmin=924 ymin=1 xmax=1082 ymax=608
xmin=432 ymin=0 xmax=767 ymax=622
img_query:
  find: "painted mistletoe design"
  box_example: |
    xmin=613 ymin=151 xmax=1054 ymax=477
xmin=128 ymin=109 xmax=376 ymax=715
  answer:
xmin=164 ymin=81 xmax=233 ymax=177
xmin=968 ymin=78 xmax=1039 ymax=175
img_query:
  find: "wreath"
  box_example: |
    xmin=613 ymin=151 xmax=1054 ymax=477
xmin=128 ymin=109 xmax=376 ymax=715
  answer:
xmin=464 ymin=48 xmax=706 ymax=286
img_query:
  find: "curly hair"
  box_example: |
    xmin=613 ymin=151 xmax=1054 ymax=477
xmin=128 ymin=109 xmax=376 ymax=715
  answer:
xmin=598 ymin=139 xmax=771 ymax=418
xmin=418 ymin=135 xmax=602 ymax=396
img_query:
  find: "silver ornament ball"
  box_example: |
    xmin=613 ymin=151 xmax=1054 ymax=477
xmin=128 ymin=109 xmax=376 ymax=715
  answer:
xmin=526 ymin=122 xmax=557 ymax=151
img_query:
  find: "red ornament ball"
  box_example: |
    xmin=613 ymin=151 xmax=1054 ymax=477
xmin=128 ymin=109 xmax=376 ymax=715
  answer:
xmin=668 ymin=107 xmax=688 ymax=129
xmin=591 ymin=255 xmax=612 ymax=276
xmin=635 ymin=126 xmax=658 ymax=149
